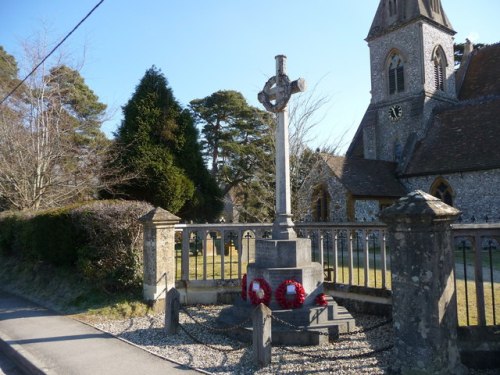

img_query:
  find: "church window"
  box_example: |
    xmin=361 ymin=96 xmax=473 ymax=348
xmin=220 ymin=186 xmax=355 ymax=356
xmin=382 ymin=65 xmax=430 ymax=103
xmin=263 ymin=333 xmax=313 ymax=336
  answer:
xmin=312 ymin=185 xmax=330 ymax=222
xmin=388 ymin=54 xmax=405 ymax=95
xmin=433 ymin=46 xmax=447 ymax=91
xmin=431 ymin=178 xmax=453 ymax=206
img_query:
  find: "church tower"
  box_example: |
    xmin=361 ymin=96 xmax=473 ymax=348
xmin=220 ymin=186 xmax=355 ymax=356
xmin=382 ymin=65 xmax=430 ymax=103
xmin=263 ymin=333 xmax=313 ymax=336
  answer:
xmin=353 ymin=0 xmax=458 ymax=168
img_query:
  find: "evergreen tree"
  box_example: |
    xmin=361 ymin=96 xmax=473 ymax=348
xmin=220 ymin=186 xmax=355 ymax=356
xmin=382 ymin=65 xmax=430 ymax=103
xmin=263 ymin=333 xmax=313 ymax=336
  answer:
xmin=114 ymin=66 xmax=222 ymax=220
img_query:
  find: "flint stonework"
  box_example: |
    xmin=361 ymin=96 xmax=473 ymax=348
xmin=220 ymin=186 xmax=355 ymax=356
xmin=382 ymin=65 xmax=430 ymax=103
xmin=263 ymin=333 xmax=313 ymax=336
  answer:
xmin=380 ymin=190 xmax=467 ymax=375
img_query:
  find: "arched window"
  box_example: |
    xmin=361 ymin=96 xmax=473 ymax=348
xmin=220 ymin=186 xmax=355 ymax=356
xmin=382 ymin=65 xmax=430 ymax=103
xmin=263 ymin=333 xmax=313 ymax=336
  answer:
xmin=431 ymin=177 xmax=453 ymax=206
xmin=388 ymin=53 xmax=405 ymax=95
xmin=312 ymin=185 xmax=330 ymax=222
xmin=433 ymin=47 xmax=446 ymax=91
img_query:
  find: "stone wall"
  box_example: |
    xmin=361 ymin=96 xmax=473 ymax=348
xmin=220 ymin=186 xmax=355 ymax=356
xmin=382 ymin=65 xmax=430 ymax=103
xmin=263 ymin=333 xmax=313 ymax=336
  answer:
xmin=354 ymin=200 xmax=380 ymax=222
xmin=402 ymin=169 xmax=500 ymax=223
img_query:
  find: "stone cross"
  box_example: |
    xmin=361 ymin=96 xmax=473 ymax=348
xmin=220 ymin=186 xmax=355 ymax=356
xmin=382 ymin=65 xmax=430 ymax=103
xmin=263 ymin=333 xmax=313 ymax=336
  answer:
xmin=258 ymin=55 xmax=306 ymax=240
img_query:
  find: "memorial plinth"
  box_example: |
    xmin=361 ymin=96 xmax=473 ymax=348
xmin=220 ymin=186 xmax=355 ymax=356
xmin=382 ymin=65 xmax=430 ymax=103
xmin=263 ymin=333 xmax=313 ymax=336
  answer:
xmin=218 ymin=56 xmax=355 ymax=345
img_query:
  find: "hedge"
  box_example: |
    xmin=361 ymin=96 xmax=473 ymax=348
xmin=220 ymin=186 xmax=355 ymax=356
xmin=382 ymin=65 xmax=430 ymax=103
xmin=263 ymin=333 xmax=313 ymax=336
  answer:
xmin=0 ymin=200 xmax=153 ymax=292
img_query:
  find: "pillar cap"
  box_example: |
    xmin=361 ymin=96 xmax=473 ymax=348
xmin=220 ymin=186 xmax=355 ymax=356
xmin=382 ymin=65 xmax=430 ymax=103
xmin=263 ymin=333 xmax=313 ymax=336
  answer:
xmin=380 ymin=190 xmax=461 ymax=222
xmin=139 ymin=207 xmax=180 ymax=224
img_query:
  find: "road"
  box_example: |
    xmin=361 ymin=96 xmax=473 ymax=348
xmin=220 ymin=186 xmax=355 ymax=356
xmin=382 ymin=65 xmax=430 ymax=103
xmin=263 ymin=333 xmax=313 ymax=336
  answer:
xmin=0 ymin=350 xmax=23 ymax=375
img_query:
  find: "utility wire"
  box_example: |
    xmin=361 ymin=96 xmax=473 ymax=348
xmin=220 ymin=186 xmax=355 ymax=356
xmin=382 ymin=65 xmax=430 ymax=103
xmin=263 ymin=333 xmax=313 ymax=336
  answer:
xmin=0 ymin=0 xmax=105 ymax=106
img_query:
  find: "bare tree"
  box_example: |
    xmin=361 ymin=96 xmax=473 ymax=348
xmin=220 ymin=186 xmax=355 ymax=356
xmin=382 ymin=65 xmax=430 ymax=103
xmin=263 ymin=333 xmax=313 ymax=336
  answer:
xmin=0 ymin=38 xmax=123 ymax=211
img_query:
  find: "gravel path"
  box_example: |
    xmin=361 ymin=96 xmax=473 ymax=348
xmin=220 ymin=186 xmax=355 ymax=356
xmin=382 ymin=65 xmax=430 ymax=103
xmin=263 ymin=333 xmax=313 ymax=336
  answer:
xmin=87 ymin=305 xmax=497 ymax=374
xmin=89 ymin=305 xmax=393 ymax=374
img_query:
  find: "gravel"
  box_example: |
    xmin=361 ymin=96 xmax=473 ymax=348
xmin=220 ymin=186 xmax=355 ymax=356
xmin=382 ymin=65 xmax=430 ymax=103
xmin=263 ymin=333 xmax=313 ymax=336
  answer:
xmin=89 ymin=305 xmax=497 ymax=375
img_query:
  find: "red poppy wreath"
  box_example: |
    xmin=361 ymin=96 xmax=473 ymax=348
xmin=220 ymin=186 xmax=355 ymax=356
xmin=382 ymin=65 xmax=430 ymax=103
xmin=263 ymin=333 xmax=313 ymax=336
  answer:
xmin=275 ymin=279 xmax=306 ymax=309
xmin=248 ymin=278 xmax=272 ymax=306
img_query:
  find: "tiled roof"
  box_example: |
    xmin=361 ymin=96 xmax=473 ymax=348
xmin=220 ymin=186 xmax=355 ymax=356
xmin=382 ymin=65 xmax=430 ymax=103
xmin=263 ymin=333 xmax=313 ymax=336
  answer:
xmin=459 ymin=43 xmax=500 ymax=100
xmin=403 ymin=97 xmax=500 ymax=176
xmin=323 ymin=155 xmax=407 ymax=197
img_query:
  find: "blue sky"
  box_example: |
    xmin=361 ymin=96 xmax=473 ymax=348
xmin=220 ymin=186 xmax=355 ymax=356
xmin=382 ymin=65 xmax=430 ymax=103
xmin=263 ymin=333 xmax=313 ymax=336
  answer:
xmin=1 ymin=0 xmax=499 ymax=153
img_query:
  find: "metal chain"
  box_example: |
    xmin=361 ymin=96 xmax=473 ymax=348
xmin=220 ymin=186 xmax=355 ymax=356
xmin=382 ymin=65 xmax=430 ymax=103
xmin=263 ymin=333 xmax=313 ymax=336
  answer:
xmin=178 ymin=322 xmax=251 ymax=353
xmin=270 ymin=314 xmax=330 ymax=336
xmin=180 ymin=305 xmax=254 ymax=332
xmin=277 ymin=343 xmax=394 ymax=361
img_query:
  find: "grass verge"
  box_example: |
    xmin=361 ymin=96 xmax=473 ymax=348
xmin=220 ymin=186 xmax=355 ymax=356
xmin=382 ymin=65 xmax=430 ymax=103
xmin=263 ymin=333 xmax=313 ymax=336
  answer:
xmin=0 ymin=254 xmax=150 ymax=322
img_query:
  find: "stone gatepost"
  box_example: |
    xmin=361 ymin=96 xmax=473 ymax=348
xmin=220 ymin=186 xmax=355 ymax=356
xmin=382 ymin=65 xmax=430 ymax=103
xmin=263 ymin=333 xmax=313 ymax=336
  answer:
xmin=380 ymin=191 xmax=467 ymax=375
xmin=139 ymin=207 xmax=180 ymax=312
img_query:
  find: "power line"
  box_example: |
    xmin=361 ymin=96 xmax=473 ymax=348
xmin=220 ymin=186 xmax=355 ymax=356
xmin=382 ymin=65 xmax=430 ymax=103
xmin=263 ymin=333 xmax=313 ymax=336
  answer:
xmin=0 ymin=0 xmax=105 ymax=106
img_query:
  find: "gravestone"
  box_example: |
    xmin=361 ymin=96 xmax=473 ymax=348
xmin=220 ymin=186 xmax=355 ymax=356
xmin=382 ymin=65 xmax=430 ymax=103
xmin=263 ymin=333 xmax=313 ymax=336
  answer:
xmin=219 ymin=56 xmax=355 ymax=345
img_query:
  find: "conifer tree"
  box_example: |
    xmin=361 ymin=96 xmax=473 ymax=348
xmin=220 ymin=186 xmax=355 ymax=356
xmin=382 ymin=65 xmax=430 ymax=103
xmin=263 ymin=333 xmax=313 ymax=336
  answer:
xmin=114 ymin=66 xmax=222 ymax=220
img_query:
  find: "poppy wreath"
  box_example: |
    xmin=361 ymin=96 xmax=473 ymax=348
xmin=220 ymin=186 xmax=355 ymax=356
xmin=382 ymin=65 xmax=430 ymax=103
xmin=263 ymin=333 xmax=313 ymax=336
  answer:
xmin=248 ymin=277 xmax=272 ymax=306
xmin=275 ymin=279 xmax=306 ymax=309
xmin=241 ymin=273 xmax=247 ymax=300
xmin=315 ymin=293 xmax=328 ymax=307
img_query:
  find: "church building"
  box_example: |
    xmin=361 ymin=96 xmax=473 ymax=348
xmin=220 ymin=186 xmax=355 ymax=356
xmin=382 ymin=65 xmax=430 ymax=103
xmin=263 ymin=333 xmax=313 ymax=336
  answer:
xmin=304 ymin=0 xmax=500 ymax=223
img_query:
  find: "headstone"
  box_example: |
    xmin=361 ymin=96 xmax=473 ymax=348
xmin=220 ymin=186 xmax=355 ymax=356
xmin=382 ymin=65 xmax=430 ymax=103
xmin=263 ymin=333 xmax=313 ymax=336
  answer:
xmin=380 ymin=190 xmax=467 ymax=374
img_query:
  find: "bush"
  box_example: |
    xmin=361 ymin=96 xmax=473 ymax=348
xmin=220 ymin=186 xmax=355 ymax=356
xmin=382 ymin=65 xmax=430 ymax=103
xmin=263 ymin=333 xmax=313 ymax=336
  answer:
xmin=71 ymin=200 xmax=153 ymax=292
xmin=0 ymin=200 xmax=153 ymax=292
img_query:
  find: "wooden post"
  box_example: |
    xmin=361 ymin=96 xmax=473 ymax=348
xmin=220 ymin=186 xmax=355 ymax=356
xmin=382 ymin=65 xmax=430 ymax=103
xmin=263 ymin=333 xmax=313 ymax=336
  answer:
xmin=165 ymin=288 xmax=180 ymax=334
xmin=253 ymin=303 xmax=272 ymax=367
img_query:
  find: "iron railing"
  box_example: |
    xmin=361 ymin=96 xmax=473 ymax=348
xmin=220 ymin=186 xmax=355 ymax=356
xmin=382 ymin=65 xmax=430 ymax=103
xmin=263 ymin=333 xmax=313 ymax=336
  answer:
xmin=452 ymin=224 xmax=500 ymax=326
xmin=174 ymin=222 xmax=499 ymax=326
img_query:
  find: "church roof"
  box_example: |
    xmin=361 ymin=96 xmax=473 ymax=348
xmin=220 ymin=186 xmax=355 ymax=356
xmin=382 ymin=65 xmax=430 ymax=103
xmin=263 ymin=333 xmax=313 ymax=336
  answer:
xmin=323 ymin=155 xmax=406 ymax=198
xmin=367 ymin=0 xmax=454 ymax=41
xmin=458 ymin=43 xmax=500 ymax=100
xmin=403 ymin=97 xmax=500 ymax=176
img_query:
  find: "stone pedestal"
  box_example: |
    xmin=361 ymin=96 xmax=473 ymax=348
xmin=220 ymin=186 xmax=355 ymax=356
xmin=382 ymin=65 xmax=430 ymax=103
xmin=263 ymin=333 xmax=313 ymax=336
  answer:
xmin=380 ymin=190 xmax=467 ymax=374
xmin=247 ymin=238 xmax=323 ymax=306
xmin=220 ymin=237 xmax=355 ymax=346
xmin=140 ymin=207 xmax=180 ymax=312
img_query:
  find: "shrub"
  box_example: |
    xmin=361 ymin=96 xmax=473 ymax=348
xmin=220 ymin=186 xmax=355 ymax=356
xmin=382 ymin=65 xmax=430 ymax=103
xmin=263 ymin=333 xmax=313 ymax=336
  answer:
xmin=71 ymin=200 xmax=153 ymax=292
xmin=0 ymin=200 xmax=154 ymax=292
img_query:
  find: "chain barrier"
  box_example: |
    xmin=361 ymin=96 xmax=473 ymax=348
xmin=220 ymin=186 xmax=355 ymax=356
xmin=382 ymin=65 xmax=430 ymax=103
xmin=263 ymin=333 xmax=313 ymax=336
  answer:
xmin=178 ymin=322 xmax=251 ymax=353
xmin=270 ymin=314 xmax=330 ymax=336
xmin=180 ymin=305 xmax=254 ymax=333
xmin=176 ymin=304 xmax=393 ymax=359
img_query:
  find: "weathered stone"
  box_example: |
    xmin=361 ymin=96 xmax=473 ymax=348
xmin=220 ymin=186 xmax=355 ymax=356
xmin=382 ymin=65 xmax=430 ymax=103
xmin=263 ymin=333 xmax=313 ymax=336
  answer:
xmin=165 ymin=288 xmax=180 ymax=334
xmin=380 ymin=190 xmax=467 ymax=375
xmin=140 ymin=207 xmax=180 ymax=311
xmin=253 ymin=303 xmax=272 ymax=367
